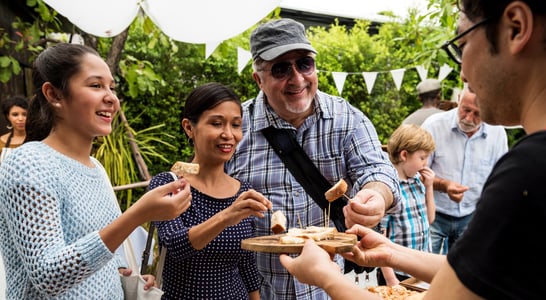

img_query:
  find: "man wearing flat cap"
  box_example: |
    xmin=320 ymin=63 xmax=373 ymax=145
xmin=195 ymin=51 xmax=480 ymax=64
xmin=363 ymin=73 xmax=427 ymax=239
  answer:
xmin=402 ymin=78 xmax=444 ymax=125
xmin=226 ymin=18 xmax=401 ymax=300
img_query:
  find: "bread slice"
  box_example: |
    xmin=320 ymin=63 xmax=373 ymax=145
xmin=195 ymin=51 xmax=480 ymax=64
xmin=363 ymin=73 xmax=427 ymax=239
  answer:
xmin=285 ymin=226 xmax=336 ymax=241
xmin=271 ymin=210 xmax=287 ymax=234
xmin=324 ymin=179 xmax=348 ymax=202
xmin=170 ymin=161 xmax=200 ymax=177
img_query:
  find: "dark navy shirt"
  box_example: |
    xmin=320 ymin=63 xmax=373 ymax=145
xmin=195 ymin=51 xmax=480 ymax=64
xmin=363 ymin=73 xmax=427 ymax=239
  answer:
xmin=149 ymin=172 xmax=261 ymax=299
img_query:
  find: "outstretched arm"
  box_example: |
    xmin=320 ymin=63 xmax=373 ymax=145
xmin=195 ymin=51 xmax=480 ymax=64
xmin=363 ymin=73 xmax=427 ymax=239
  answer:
xmin=189 ymin=189 xmax=271 ymax=250
xmin=280 ymin=240 xmax=383 ymax=300
xmin=344 ymin=182 xmax=394 ymax=228
xmin=342 ymin=225 xmax=444 ymax=283
xmin=100 ymin=178 xmax=192 ymax=252
xmin=281 ymin=231 xmax=481 ymax=300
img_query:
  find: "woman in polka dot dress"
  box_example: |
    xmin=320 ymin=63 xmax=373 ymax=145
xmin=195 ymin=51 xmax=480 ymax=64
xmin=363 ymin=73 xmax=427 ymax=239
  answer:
xmin=148 ymin=82 xmax=272 ymax=300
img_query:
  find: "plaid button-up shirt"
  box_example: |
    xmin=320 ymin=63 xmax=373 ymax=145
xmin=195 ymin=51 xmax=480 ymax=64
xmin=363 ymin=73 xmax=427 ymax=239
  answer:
xmin=381 ymin=175 xmax=432 ymax=277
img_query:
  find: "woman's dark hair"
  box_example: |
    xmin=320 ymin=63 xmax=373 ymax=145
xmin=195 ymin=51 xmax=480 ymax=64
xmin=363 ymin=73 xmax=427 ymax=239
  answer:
xmin=181 ymin=82 xmax=242 ymax=146
xmin=182 ymin=82 xmax=242 ymax=125
xmin=2 ymin=95 xmax=29 ymax=119
xmin=25 ymin=43 xmax=100 ymax=142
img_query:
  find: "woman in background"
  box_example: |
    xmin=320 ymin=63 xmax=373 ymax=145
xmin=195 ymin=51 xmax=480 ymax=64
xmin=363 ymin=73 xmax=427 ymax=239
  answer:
xmin=0 ymin=95 xmax=28 ymax=163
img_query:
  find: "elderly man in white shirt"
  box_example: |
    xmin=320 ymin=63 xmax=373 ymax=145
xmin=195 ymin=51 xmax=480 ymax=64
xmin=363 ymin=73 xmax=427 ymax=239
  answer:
xmin=421 ymin=86 xmax=508 ymax=254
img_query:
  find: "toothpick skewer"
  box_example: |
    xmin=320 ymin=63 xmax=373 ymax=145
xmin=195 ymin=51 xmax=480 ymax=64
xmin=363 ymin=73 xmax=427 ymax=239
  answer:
xmin=323 ymin=179 xmax=350 ymax=228
xmin=327 ymin=204 xmax=330 ymax=228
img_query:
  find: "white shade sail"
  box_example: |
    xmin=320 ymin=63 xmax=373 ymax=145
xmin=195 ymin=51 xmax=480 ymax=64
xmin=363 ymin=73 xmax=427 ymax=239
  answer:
xmin=43 ymin=0 xmax=281 ymax=43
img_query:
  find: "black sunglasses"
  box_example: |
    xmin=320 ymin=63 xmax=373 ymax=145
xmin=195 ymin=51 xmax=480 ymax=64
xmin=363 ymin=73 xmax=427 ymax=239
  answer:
xmin=261 ymin=57 xmax=316 ymax=80
xmin=441 ymin=18 xmax=490 ymax=65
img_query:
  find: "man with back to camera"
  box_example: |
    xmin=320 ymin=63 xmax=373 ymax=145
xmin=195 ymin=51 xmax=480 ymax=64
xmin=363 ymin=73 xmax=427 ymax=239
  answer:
xmin=421 ymin=86 xmax=508 ymax=254
xmin=402 ymin=78 xmax=444 ymax=125
xmin=225 ymin=18 xmax=401 ymax=300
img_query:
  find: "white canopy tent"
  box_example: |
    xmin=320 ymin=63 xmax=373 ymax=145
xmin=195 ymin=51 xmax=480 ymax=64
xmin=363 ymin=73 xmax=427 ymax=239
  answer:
xmin=42 ymin=0 xmax=428 ymax=43
xmin=38 ymin=0 xmax=443 ymax=96
xmin=43 ymin=0 xmax=281 ymax=43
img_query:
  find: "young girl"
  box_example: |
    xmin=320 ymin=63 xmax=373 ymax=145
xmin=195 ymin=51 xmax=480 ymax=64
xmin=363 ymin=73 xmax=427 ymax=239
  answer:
xmin=0 ymin=43 xmax=192 ymax=299
xmin=148 ymin=82 xmax=272 ymax=300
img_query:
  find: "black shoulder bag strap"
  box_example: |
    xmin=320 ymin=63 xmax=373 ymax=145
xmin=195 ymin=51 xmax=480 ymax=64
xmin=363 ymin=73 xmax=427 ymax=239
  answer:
xmin=261 ymin=126 xmax=347 ymax=231
xmin=261 ymin=126 xmax=371 ymax=274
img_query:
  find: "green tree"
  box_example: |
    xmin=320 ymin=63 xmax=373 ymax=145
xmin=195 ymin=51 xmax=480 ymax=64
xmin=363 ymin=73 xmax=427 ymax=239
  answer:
xmin=305 ymin=2 xmax=457 ymax=142
xmin=0 ymin=0 xmax=61 ymax=82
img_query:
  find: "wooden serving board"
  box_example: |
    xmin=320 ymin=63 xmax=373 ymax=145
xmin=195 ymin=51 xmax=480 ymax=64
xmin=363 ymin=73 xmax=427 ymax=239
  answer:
xmin=241 ymin=232 xmax=357 ymax=254
xmin=400 ymin=277 xmax=430 ymax=292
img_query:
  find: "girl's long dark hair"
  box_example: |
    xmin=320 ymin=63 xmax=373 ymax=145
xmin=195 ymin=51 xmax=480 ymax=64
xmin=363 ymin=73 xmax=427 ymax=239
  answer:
xmin=25 ymin=43 xmax=100 ymax=142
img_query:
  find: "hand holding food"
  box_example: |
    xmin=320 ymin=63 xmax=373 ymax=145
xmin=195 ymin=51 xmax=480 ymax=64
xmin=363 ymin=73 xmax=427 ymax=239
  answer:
xmin=132 ymin=177 xmax=192 ymax=222
xmin=343 ymin=188 xmax=386 ymax=228
xmin=223 ymin=189 xmax=272 ymax=226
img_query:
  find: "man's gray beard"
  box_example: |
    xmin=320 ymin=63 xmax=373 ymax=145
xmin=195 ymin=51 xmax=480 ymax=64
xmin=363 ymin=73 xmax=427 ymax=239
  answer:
xmin=458 ymin=122 xmax=480 ymax=133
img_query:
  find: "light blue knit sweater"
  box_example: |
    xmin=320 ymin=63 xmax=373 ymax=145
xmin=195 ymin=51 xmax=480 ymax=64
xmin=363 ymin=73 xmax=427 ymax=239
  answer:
xmin=0 ymin=142 xmax=124 ymax=299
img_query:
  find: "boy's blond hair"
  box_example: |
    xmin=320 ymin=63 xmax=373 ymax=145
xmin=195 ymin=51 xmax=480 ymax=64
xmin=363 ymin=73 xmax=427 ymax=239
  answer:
xmin=387 ymin=124 xmax=435 ymax=164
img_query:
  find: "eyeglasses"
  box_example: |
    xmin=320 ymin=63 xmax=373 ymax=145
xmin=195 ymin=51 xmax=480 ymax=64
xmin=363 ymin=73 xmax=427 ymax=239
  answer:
xmin=441 ymin=18 xmax=490 ymax=65
xmin=260 ymin=57 xmax=316 ymax=80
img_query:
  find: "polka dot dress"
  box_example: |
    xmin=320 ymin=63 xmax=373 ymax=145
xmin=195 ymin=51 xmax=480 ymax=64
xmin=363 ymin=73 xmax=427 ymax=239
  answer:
xmin=149 ymin=172 xmax=262 ymax=300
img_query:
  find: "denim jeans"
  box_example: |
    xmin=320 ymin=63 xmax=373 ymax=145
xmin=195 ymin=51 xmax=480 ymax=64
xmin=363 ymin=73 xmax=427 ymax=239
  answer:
xmin=430 ymin=212 xmax=473 ymax=254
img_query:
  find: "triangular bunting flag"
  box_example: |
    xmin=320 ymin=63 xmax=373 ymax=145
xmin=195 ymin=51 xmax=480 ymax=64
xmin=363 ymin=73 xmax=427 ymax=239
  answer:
xmin=237 ymin=47 xmax=253 ymax=75
xmin=390 ymin=68 xmax=406 ymax=91
xmin=205 ymin=41 xmax=221 ymax=59
xmin=362 ymin=72 xmax=378 ymax=94
xmin=415 ymin=65 xmax=428 ymax=81
xmin=438 ymin=64 xmax=454 ymax=81
xmin=331 ymin=72 xmax=348 ymax=96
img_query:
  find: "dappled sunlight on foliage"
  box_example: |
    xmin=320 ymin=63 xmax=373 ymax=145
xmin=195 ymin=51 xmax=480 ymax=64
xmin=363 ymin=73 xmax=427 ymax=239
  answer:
xmin=3 ymin=0 xmax=526 ymax=206
xmin=93 ymin=103 xmax=176 ymax=207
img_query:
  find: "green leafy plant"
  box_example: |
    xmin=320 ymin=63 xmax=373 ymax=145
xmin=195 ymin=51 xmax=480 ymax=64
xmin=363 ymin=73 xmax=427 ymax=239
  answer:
xmin=93 ymin=103 xmax=176 ymax=209
xmin=0 ymin=1 xmax=61 ymax=82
